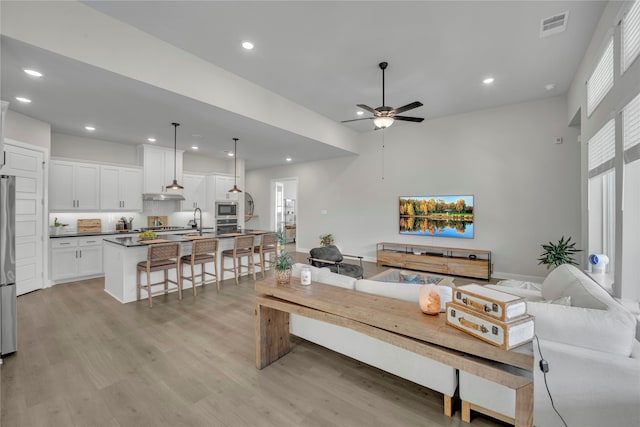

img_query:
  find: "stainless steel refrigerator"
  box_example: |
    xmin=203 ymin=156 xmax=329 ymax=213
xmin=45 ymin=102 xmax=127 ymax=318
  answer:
xmin=0 ymin=174 xmax=17 ymax=356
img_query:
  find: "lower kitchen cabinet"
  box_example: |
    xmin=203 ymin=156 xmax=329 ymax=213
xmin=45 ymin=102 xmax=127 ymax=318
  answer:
xmin=50 ymin=237 xmax=104 ymax=283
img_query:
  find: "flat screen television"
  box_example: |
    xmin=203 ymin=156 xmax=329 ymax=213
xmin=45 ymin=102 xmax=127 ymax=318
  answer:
xmin=399 ymin=195 xmax=474 ymax=238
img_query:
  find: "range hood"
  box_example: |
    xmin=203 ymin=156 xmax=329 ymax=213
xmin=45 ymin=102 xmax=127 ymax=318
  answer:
xmin=142 ymin=193 xmax=185 ymax=201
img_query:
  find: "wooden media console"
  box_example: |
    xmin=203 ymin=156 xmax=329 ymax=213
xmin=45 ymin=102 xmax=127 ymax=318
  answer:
xmin=377 ymin=242 xmax=491 ymax=280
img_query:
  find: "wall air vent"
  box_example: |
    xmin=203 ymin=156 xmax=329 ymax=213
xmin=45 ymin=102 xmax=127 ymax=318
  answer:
xmin=540 ymin=11 xmax=569 ymax=38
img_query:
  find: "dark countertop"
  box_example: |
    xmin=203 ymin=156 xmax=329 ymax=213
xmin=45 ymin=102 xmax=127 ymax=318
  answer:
xmin=49 ymin=227 xmax=214 ymax=238
xmin=103 ymin=230 xmax=270 ymax=247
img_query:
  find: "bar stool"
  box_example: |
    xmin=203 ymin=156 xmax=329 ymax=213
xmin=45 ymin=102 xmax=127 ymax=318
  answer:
xmin=180 ymin=238 xmax=219 ymax=294
xmin=136 ymin=243 xmax=182 ymax=308
xmin=254 ymin=233 xmax=278 ymax=279
xmin=221 ymin=235 xmax=256 ymax=285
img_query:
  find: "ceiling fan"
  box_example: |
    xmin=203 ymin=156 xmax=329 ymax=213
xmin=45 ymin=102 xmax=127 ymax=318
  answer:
xmin=342 ymin=61 xmax=424 ymax=130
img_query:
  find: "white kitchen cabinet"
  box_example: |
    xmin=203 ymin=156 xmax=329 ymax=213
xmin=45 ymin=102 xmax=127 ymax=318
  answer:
xmin=50 ymin=160 xmax=100 ymax=211
xmin=100 ymin=165 xmax=143 ymax=211
xmin=181 ymin=173 xmax=206 ymax=211
xmin=139 ymin=144 xmax=183 ymax=194
xmin=50 ymin=236 xmax=103 ymax=283
xmin=214 ymin=175 xmax=238 ymax=201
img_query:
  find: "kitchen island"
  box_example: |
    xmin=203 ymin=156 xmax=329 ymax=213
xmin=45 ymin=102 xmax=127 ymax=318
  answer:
xmin=103 ymin=230 xmax=269 ymax=303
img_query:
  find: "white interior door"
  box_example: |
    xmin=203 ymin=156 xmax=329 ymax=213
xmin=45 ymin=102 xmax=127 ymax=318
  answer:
xmin=3 ymin=142 xmax=44 ymax=295
xmin=274 ymin=182 xmax=284 ymax=232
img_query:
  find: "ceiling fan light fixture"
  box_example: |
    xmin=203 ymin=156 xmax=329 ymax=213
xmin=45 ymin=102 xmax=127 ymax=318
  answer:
xmin=373 ymin=116 xmax=394 ymax=129
xmin=228 ymin=137 xmax=243 ymax=193
xmin=166 ymin=122 xmax=184 ymax=190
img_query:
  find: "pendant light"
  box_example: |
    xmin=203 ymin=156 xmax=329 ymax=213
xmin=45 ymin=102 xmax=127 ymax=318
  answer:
xmin=228 ymin=137 xmax=242 ymax=193
xmin=166 ymin=122 xmax=183 ymax=190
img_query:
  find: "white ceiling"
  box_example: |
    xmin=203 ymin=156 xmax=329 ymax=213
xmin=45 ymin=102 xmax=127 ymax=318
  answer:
xmin=1 ymin=1 xmax=606 ymax=170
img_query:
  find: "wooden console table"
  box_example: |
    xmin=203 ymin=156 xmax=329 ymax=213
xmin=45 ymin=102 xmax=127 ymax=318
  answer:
xmin=255 ymin=277 xmax=533 ymax=426
xmin=377 ymin=242 xmax=492 ymax=280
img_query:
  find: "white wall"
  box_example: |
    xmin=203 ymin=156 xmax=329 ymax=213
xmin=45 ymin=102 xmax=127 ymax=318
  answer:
xmin=52 ymin=132 xmax=235 ymax=174
xmin=51 ymin=133 xmax=138 ymax=165
xmin=184 ymin=152 xmax=233 ymax=174
xmin=5 ymin=110 xmax=51 ymax=149
xmin=247 ymin=95 xmax=580 ymax=280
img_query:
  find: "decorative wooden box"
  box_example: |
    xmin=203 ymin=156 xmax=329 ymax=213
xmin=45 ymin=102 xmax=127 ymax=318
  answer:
xmin=445 ymin=302 xmax=534 ymax=350
xmin=452 ymin=284 xmax=526 ymax=322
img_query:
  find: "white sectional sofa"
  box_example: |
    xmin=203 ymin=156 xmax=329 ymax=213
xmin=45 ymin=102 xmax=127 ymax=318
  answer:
xmin=460 ymin=264 xmax=640 ymax=426
xmin=289 ymin=263 xmax=459 ymax=416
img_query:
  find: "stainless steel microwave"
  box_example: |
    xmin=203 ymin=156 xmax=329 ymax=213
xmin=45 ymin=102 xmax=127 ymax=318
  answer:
xmin=215 ymin=201 xmax=237 ymax=218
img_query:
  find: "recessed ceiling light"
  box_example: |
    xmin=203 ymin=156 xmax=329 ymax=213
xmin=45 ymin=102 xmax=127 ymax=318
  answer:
xmin=483 ymin=77 xmax=495 ymax=85
xmin=191 ymin=146 xmax=199 ymax=150
xmin=357 ymin=111 xmax=364 ymax=116
xmin=545 ymin=83 xmax=556 ymax=91
xmin=85 ymin=125 xmax=96 ymax=131
xmin=147 ymin=137 xmax=156 ymax=142
xmin=242 ymin=41 xmax=254 ymax=50
xmin=23 ymin=69 xmax=43 ymax=77
xmin=227 ymin=151 xmax=235 ymax=157
xmin=15 ymin=96 xmax=31 ymax=103
xmin=285 ymin=157 xmax=292 ymax=162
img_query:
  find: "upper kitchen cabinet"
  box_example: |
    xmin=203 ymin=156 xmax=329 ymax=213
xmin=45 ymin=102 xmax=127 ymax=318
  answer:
xmin=214 ymin=175 xmax=239 ymax=201
xmin=138 ymin=145 xmax=183 ymax=194
xmin=50 ymin=160 xmax=100 ymax=211
xmin=181 ymin=173 xmax=206 ymax=211
xmin=100 ymin=165 xmax=143 ymax=211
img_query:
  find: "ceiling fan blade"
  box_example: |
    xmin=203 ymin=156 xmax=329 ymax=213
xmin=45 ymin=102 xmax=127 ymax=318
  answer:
xmin=341 ymin=117 xmax=374 ymax=123
xmin=391 ymin=101 xmax=423 ymax=115
xmin=356 ymin=104 xmax=377 ymax=114
xmin=394 ymin=116 xmax=424 ymax=123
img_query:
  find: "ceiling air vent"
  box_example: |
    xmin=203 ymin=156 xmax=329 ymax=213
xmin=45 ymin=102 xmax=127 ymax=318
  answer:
xmin=540 ymin=11 xmax=569 ymax=38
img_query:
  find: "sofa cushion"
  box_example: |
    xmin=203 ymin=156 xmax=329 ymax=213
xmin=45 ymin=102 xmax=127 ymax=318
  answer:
xmin=541 ymin=264 xmax=610 ymax=309
xmin=291 ymin=263 xmax=328 ymax=281
xmin=527 ymin=301 xmax=637 ymax=356
xmin=355 ymin=279 xmax=420 ymax=302
xmin=496 ymin=279 xmax=542 ymax=292
xmin=316 ymin=269 xmax=357 ymax=290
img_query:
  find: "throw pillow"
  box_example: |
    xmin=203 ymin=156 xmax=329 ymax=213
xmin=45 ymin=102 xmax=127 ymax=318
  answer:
xmin=548 ymin=296 xmax=572 ymax=306
xmin=496 ymin=279 xmax=542 ymax=292
xmin=541 ymin=264 xmax=609 ymax=309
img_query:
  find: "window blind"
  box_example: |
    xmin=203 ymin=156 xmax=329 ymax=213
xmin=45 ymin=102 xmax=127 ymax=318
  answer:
xmin=588 ymin=119 xmax=615 ymax=177
xmin=587 ymin=37 xmax=614 ymax=117
xmin=622 ymin=0 xmax=640 ymax=73
xmin=623 ymin=91 xmax=640 ymax=164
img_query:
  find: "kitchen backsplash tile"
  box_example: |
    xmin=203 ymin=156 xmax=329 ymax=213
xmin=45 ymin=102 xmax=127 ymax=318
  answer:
xmin=49 ymin=209 xmax=212 ymax=232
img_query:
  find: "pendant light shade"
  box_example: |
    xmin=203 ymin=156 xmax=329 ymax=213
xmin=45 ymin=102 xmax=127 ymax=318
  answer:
xmin=229 ymin=137 xmax=242 ymax=193
xmin=166 ymin=122 xmax=183 ymax=190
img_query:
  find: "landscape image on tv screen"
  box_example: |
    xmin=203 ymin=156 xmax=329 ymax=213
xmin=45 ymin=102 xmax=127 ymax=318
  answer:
xmin=399 ymin=195 xmax=474 ymax=238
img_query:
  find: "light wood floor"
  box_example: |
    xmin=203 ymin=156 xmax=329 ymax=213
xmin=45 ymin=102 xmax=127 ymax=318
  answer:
xmin=1 ymin=249 xmax=506 ymax=427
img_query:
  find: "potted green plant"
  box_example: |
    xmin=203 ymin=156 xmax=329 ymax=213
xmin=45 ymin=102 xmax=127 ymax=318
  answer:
xmin=537 ymin=236 xmax=582 ymax=269
xmin=51 ymin=217 xmax=68 ymax=235
xmin=275 ymin=251 xmax=293 ymax=284
xmin=319 ymin=233 xmax=334 ymax=247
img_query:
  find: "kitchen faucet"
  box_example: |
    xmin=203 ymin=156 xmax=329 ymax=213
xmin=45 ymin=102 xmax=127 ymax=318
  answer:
xmin=194 ymin=207 xmax=202 ymax=235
